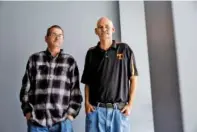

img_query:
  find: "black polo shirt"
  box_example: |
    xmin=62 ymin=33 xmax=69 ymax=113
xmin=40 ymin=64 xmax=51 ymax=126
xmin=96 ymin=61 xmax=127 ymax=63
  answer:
xmin=81 ymin=40 xmax=138 ymax=105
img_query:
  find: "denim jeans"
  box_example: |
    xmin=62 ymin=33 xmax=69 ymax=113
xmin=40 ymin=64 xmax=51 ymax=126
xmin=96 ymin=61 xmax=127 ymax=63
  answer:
xmin=85 ymin=106 xmax=130 ymax=132
xmin=27 ymin=119 xmax=73 ymax=132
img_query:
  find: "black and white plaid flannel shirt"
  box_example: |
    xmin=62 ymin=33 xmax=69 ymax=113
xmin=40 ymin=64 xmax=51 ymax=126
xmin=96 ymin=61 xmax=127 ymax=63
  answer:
xmin=20 ymin=49 xmax=82 ymax=127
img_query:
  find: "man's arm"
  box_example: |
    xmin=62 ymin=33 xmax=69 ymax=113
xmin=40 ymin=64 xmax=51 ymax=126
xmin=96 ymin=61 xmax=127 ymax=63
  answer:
xmin=121 ymin=76 xmax=138 ymax=116
xmin=121 ymin=48 xmax=138 ymax=116
xmin=84 ymin=84 xmax=95 ymax=114
xmin=67 ymin=60 xmax=83 ymax=120
xmin=19 ymin=57 xmax=33 ymax=119
xmin=128 ymin=76 xmax=138 ymax=107
xmin=81 ymin=50 xmax=95 ymax=114
xmin=85 ymin=84 xmax=90 ymax=107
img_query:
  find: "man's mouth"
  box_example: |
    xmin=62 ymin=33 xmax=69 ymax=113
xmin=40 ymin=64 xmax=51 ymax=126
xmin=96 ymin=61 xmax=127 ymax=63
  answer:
xmin=102 ymin=33 xmax=108 ymax=35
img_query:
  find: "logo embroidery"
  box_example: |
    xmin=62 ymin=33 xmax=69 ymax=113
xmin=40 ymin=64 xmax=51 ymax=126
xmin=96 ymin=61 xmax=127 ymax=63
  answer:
xmin=117 ymin=53 xmax=124 ymax=60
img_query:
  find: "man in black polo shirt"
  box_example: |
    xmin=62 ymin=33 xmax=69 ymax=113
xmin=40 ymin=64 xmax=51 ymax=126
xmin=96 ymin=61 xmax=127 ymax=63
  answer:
xmin=81 ymin=17 xmax=138 ymax=132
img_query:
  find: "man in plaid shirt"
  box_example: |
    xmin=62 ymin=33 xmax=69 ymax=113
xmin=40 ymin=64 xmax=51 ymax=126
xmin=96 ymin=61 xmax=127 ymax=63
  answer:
xmin=19 ymin=25 xmax=83 ymax=132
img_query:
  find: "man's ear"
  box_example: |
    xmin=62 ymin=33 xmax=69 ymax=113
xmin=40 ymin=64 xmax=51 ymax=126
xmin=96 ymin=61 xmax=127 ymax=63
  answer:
xmin=112 ymin=27 xmax=115 ymax=33
xmin=45 ymin=36 xmax=48 ymax=43
xmin=95 ymin=28 xmax=98 ymax=35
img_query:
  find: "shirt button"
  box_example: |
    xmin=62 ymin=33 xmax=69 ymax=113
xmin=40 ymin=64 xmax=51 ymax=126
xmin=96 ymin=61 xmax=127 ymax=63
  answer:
xmin=105 ymin=52 xmax=108 ymax=58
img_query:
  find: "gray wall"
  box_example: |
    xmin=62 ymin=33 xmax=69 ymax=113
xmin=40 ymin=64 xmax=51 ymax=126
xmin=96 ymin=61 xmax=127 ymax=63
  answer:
xmin=144 ymin=1 xmax=183 ymax=132
xmin=172 ymin=2 xmax=197 ymax=132
xmin=0 ymin=1 xmax=154 ymax=132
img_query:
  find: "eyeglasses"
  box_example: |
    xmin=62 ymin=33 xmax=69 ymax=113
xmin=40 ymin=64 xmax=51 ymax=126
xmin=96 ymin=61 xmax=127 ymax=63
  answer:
xmin=49 ymin=33 xmax=64 ymax=38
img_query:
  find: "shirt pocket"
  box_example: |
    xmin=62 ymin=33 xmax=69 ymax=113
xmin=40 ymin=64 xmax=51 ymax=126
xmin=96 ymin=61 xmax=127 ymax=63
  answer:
xmin=54 ymin=66 xmax=70 ymax=83
xmin=36 ymin=65 xmax=48 ymax=78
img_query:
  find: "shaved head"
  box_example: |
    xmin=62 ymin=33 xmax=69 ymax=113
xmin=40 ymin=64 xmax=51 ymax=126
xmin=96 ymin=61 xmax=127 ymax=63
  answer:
xmin=95 ymin=16 xmax=115 ymax=41
xmin=96 ymin=17 xmax=114 ymax=28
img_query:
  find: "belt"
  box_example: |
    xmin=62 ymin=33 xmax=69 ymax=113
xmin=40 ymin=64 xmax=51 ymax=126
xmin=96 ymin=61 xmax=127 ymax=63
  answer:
xmin=96 ymin=102 xmax=127 ymax=110
xmin=28 ymin=120 xmax=62 ymax=128
xmin=28 ymin=120 xmax=43 ymax=127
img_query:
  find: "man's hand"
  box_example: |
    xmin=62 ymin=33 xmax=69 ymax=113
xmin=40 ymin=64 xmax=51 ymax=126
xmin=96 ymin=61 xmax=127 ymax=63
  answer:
xmin=85 ymin=103 xmax=95 ymax=114
xmin=25 ymin=112 xmax=31 ymax=120
xmin=67 ymin=115 xmax=74 ymax=121
xmin=121 ymin=104 xmax=132 ymax=116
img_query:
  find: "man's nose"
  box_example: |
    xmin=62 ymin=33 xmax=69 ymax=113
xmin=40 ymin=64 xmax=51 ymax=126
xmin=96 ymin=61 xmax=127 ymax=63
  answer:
xmin=102 ymin=27 xmax=107 ymax=32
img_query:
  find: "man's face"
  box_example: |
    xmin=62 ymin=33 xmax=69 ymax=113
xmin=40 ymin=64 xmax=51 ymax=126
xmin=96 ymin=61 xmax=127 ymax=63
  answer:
xmin=95 ymin=18 xmax=115 ymax=41
xmin=45 ymin=27 xmax=64 ymax=49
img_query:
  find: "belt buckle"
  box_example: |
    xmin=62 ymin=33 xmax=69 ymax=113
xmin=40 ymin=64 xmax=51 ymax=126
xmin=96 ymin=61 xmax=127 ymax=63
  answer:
xmin=106 ymin=103 xmax=113 ymax=108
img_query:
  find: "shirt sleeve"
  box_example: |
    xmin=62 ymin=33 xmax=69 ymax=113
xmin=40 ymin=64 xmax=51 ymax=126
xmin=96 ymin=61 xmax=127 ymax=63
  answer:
xmin=81 ymin=50 xmax=92 ymax=85
xmin=128 ymin=46 xmax=138 ymax=78
xmin=19 ymin=56 xmax=33 ymax=116
xmin=67 ymin=60 xmax=83 ymax=118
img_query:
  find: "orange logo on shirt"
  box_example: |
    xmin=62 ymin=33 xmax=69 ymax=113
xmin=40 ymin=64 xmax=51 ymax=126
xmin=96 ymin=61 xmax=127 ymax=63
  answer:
xmin=117 ymin=53 xmax=124 ymax=60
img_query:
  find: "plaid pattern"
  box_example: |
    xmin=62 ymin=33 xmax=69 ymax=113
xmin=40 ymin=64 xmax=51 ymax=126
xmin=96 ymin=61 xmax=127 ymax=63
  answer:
xmin=20 ymin=49 xmax=82 ymax=127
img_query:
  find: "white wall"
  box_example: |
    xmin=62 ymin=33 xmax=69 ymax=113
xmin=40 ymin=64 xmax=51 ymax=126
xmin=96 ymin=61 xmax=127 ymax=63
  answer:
xmin=172 ymin=2 xmax=197 ymax=132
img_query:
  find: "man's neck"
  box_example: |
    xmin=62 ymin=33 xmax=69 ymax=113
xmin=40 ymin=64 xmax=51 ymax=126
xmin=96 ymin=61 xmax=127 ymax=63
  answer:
xmin=99 ymin=39 xmax=113 ymax=50
xmin=48 ymin=47 xmax=61 ymax=57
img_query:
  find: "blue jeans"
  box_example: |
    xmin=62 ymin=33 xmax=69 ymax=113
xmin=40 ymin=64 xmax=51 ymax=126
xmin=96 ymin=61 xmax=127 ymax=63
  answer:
xmin=85 ymin=107 xmax=130 ymax=132
xmin=27 ymin=119 xmax=73 ymax=132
